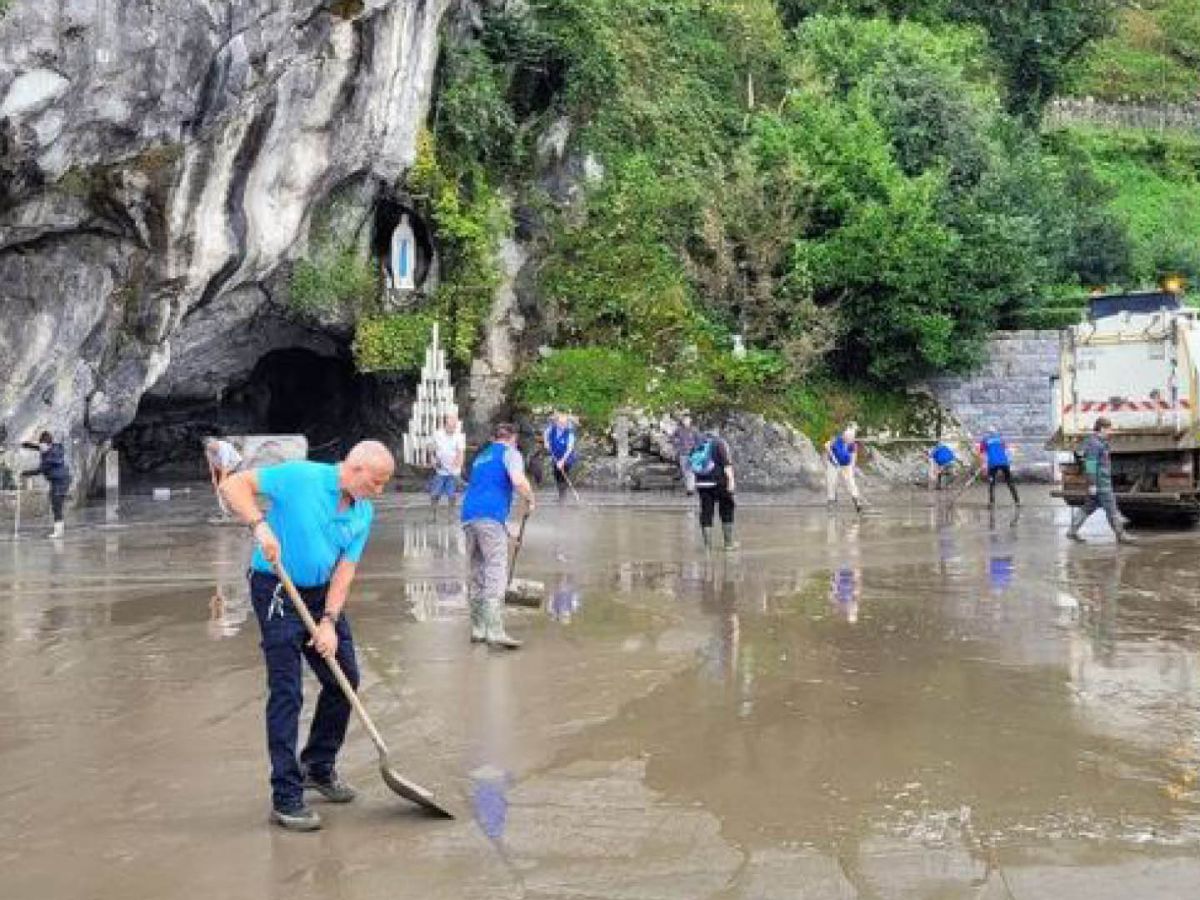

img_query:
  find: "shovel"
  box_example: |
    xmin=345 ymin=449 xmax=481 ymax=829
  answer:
xmin=948 ymin=465 xmax=983 ymax=508
xmin=505 ymin=509 xmax=545 ymax=607
xmin=271 ymin=561 xmax=455 ymax=818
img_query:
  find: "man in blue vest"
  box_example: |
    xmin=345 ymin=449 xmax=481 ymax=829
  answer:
xmin=977 ymin=427 xmax=1020 ymax=507
xmin=463 ymin=423 xmax=537 ymax=648
xmin=220 ymin=440 xmax=394 ymax=832
xmin=543 ymin=411 xmax=577 ymax=503
xmin=824 ymin=424 xmax=864 ymax=513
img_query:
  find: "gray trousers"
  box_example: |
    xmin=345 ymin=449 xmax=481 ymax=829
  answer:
xmin=1072 ymin=489 xmax=1120 ymax=534
xmin=463 ymin=519 xmax=510 ymax=639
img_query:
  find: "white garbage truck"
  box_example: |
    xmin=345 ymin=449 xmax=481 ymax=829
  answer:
xmin=1050 ymin=290 xmax=1200 ymax=525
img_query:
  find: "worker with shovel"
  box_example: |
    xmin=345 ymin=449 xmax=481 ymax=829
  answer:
xmin=221 ymin=440 xmax=394 ymax=832
xmin=977 ymin=426 xmax=1020 ymax=508
xmin=824 ymin=424 xmax=865 ymax=514
xmin=544 ymin=411 xmax=578 ymax=503
xmin=462 ymin=422 xmax=536 ymax=649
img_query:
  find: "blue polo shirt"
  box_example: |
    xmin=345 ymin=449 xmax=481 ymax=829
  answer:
xmin=250 ymin=461 xmax=374 ymax=587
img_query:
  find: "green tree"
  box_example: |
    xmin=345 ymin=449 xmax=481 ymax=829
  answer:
xmin=950 ymin=0 xmax=1124 ymax=121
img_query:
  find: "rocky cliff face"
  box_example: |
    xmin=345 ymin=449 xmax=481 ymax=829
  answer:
xmin=0 ymin=0 xmax=453 ymax=489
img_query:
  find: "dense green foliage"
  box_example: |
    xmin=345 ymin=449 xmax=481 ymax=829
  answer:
xmin=410 ymin=0 xmax=1190 ymax=429
xmin=779 ymin=0 xmax=1124 ymax=120
xmin=1070 ymin=1 xmax=1200 ymax=102
xmin=353 ymin=312 xmax=436 ymax=374
xmin=1047 ymin=128 xmax=1200 ymax=286
xmin=288 ymin=199 xmax=379 ymax=316
xmin=428 ymin=0 xmax=1187 ymax=427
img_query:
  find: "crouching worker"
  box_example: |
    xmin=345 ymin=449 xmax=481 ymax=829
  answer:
xmin=220 ymin=441 xmax=395 ymax=832
xmin=928 ymin=441 xmax=958 ymax=491
xmin=462 ymin=423 xmax=537 ymax=649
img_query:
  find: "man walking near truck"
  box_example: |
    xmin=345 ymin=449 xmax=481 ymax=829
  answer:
xmin=1068 ymin=417 xmax=1136 ymax=545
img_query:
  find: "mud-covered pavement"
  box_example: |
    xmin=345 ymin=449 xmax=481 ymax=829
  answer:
xmin=3 ymin=488 xmax=1200 ymax=899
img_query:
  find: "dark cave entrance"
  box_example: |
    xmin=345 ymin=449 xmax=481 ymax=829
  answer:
xmin=114 ymin=347 xmax=409 ymax=480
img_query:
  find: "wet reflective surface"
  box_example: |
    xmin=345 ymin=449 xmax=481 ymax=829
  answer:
xmin=3 ymin=489 xmax=1200 ymax=898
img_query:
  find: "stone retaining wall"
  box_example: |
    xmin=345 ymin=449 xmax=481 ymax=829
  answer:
xmin=1044 ymin=98 xmax=1200 ymax=134
xmin=924 ymin=331 xmax=1062 ymax=481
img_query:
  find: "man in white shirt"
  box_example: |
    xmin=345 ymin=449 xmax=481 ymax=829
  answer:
xmin=430 ymin=414 xmax=466 ymax=516
xmin=205 ymin=437 xmax=243 ymax=515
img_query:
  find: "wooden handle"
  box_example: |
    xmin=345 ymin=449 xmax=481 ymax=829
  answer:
xmin=506 ymin=511 xmax=530 ymax=591
xmin=271 ymin=562 xmax=391 ymax=759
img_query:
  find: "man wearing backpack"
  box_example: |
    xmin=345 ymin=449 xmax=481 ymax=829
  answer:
xmin=691 ymin=430 xmax=738 ymax=551
xmin=977 ymin=427 xmax=1020 ymax=508
xmin=824 ymin=424 xmax=864 ymax=514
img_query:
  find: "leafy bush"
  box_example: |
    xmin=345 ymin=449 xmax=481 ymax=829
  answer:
xmin=516 ymin=347 xmax=651 ymax=424
xmin=353 ymin=313 xmax=435 ymax=373
xmin=290 ymin=245 xmax=378 ymax=316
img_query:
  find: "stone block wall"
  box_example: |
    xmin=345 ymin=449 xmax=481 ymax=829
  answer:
xmin=924 ymin=331 xmax=1062 ymax=481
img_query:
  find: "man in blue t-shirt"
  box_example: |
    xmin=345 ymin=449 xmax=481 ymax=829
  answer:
xmin=543 ymin=411 xmax=577 ymax=503
xmin=824 ymin=424 xmax=864 ymax=513
xmin=462 ymin=423 xmax=537 ymax=648
xmin=927 ymin=441 xmax=958 ymax=491
xmin=977 ymin=428 xmax=1020 ymax=507
xmin=221 ymin=440 xmax=394 ymax=832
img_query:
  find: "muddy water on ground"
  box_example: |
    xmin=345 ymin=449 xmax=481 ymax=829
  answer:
xmin=2 ymin=489 xmax=1199 ymax=898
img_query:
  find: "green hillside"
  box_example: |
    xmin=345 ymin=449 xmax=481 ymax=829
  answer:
xmin=350 ymin=0 xmax=1199 ymax=428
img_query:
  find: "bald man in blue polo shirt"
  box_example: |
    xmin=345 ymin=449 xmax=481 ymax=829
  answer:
xmin=221 ymin=440 xmax=394 ymax=832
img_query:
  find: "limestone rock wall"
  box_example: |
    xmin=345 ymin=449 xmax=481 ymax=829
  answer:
xmin=0 ymin=0 xmax=453 ymax=493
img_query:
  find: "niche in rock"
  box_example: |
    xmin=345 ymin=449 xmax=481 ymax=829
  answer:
xmin=373 ymin=199 xmax=434 ymax=293
xmin=114 ymin=348 xmax=407 ymax=479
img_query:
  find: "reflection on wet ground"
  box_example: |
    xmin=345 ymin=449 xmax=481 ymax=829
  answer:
xmin=2 ymin=488 xmax=1200 ymax=898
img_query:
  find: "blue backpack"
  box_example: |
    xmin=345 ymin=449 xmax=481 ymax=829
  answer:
xmin=688 ymin=439 xmax=716 ymax=475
